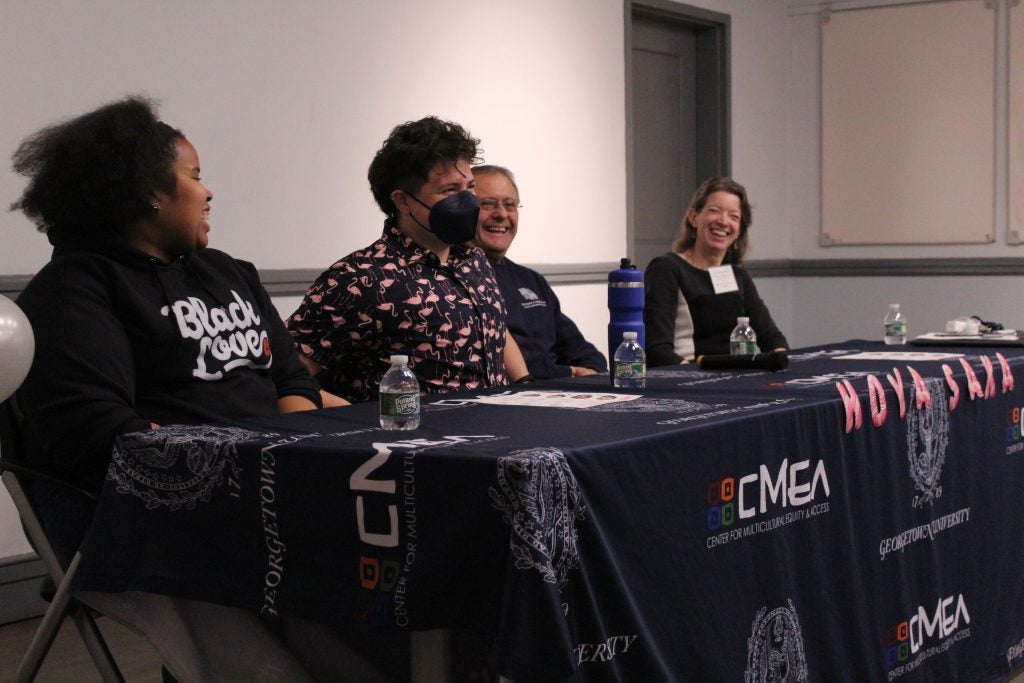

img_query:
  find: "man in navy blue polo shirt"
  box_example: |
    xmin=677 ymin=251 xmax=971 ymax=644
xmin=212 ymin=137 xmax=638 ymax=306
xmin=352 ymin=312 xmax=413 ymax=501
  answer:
xmin=472 ymin=164 xmax=606 ymax=379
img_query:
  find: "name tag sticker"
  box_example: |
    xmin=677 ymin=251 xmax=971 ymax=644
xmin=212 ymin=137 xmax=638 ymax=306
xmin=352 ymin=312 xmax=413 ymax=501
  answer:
xmin=709 ymin=265 xmax=739 ymax=294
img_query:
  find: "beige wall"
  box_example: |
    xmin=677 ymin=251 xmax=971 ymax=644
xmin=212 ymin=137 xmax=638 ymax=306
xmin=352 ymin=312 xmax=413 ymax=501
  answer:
xmin=0 ymin=0 xmax=633 ymax=560
xmin=0 ymin=0 xmax=628 ymax=278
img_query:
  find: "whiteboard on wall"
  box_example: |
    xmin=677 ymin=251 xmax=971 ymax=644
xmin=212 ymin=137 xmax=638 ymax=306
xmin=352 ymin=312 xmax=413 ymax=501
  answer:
xmin=821 ymin=0 xmax=994 ymax=245
xmin=1012 ymin=1 xmax=1023 ymax=244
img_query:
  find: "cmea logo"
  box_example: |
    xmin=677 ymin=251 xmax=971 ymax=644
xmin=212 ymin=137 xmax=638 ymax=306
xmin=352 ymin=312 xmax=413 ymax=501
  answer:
xmin=354 ymin=555 xmax=402 ymax=627
xmin=351 ymin=435 xmax=499 ymax=626
xmin=883 ymin=593 xmax=971 ymax=676
xmin=706 ymin=458 xmax=830 ymax=532
xmin=1006 ymin=406 xmax=1024 ymax=455
xmin=745 ymin=599 xmax=809 ymax=683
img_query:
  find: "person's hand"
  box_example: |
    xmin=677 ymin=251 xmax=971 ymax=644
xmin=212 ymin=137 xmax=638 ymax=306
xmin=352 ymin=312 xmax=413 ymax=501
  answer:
xmin=570 ymin=366 xmax=598 ymax=377
xmin=278 ymin=395 xmax=319 ymax=413
xmin=320 ymin=390 xmax=351 ymax=407
xmin=503 ymin=332 xmax=530 ymax=382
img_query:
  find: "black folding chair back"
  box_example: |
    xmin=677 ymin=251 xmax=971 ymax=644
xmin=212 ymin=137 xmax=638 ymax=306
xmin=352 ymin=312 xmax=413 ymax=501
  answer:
xmin=0 ymin=398 xmax=124 ymax=683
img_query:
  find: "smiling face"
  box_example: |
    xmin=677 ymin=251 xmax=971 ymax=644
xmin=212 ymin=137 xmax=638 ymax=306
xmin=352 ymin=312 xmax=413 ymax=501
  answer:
xmin=471 ymin=172 xmax=520 ymax=264
xmin=472 ymin=171 xmax=519 ymax=262
xmin=688 ymin=190 xmax=742 ymax=259
xmin=131 ymin=138 xmax=212 ymax=261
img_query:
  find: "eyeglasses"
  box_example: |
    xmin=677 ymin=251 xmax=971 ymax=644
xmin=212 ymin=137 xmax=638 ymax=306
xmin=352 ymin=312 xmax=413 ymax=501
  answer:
xmin=479 ymin=198 xmax=521 ymax=212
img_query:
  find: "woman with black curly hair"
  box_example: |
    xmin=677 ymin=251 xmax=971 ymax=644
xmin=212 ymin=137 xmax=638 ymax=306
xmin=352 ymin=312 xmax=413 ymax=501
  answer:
xmin=10 ymin=97 xmax=394 ymax=682
xmin=12 ymin=95 xmax=323 ymax=552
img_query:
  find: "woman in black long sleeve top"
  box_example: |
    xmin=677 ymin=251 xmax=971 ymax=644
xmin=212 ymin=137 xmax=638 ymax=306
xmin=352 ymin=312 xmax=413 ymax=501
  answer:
xmin=644 ymin=177 xmax=788 ymax=366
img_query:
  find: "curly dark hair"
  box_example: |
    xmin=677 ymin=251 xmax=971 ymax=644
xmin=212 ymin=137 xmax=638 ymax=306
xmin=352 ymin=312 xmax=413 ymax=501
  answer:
xmin=367 ymin=116 xmax=481 ymax=218
xmin=672 ymin=176 xmax=753 ymax=265
xmin=10 ymin=95 xmax=183 ymax=247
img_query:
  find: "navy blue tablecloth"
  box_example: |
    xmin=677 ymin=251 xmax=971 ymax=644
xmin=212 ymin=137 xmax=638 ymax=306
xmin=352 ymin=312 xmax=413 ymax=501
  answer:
xmin=74 ymin=341 xmax=1024 ymax=682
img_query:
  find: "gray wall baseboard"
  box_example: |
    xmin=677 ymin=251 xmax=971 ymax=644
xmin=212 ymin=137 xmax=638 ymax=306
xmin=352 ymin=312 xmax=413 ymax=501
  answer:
xmin=0 ymin=553 xmax=46 ymax=625
xmin=1 ymin=263 xmax=620 ymax=300
xmin=0 ymin=275 xmax=32 ymax=299
xmin=745 ymin=258 xmax=1024 ymax=278
xmin=4 ymin=258 xmax=1024 ymax=301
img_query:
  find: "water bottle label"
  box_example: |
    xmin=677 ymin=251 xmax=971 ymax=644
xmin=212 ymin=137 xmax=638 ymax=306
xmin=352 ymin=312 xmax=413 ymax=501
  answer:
xmin=885 ymin=322 xmax=907 ymax=337
xmin=614 ymin=361 xmax=645 ymax=380
xmin=381 ymin=392 xmax=419 ymax=416
xmin=730 ymin=341 xmax=758 ymax=355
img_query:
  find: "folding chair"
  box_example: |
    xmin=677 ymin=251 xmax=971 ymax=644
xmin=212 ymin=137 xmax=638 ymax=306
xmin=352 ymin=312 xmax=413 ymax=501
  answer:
xmin=0 ymin=397 xmax=124 ymax=683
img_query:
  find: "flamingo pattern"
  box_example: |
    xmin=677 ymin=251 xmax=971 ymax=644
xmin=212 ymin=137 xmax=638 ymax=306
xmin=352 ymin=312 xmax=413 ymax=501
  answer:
xmin=288 ymin=223 xmax=509 ymax=402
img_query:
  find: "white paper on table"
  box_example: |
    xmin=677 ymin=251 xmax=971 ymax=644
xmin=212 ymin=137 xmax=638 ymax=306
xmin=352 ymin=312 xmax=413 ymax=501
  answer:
xmin=914 ymin=330 xmax=1019 ymax=343
xmin=833 ymin=351 xmax=964 ymax=361
xmin=470 ymin=390 xmax=643 ymax=409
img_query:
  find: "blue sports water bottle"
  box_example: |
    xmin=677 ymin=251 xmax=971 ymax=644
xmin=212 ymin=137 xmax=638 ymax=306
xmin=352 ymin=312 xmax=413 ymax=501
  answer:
xmin=608 ymin=257 xmax=646 ymax=366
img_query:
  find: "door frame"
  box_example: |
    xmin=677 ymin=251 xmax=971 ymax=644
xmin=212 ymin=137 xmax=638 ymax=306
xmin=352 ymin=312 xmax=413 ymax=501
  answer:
xmin=624 ymin=0 xmax=731 ymax=264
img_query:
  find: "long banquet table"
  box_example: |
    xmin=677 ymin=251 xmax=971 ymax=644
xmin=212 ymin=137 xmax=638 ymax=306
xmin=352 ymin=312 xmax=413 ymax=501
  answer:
xmin=73 ymin=341 xmax=1024 ymax=682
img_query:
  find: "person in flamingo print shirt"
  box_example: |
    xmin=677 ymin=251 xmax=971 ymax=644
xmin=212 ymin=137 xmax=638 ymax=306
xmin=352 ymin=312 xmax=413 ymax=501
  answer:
xmin=288 ymin=116 xmax=528 ymax=403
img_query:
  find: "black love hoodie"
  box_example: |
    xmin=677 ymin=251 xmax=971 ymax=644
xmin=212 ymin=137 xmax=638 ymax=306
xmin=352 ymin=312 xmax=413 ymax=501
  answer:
xmin=16 ymin=238 xmax=319 ymax=497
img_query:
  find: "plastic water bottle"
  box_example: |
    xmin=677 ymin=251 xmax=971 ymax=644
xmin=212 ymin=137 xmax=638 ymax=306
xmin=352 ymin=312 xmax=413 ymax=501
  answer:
xmin=729 ymin=317 xmax=758 ymax=355
xmin=608 ymin=258 xmax=645 ymax=367
xmin=613 ymin=331 xmax=646 ymax=389
xmin=379 ymin=355 xmax=420 ymax=430
xmin=884 ymin=304 xmax=907 ymax=345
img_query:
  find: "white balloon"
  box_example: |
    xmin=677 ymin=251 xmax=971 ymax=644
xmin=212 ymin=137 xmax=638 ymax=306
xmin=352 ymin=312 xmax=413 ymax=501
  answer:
xmin=0 ymin=294 xmax=35 ymax=402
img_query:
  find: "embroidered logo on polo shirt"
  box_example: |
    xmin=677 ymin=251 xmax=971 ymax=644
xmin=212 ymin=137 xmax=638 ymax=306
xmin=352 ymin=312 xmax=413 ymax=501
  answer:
xmin=518 ymin=287 xmax=547 ymax=309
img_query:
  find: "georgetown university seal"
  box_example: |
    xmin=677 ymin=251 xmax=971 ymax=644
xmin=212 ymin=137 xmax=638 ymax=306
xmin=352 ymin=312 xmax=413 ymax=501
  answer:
xmin=745 ymin=599 xmax=809 ymax=683
xmin=489 ymin=447 xmax=585 ymax=587
xmin=906 ymin=377 xmax=948 ymax=508
xmin=109 ymin=424 xmax=261 ymax=510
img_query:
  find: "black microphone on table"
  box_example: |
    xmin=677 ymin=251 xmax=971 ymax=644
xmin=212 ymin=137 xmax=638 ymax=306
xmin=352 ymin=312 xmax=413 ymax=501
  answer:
xmin=696 ymin=351 xmax=789 ymax=372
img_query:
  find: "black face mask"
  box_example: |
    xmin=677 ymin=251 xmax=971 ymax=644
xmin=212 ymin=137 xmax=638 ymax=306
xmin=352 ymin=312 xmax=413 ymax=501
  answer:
xmin=407 ymin=190 xmax=480 ymax=245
